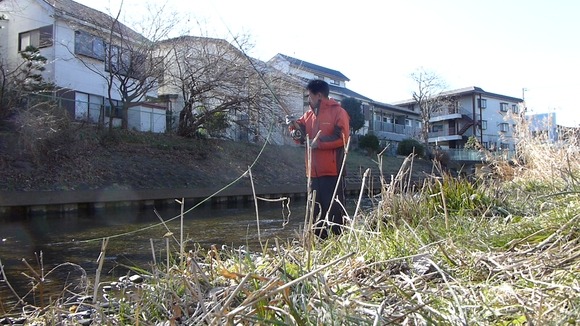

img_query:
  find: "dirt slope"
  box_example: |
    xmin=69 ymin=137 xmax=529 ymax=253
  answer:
xmin=0 ymin=123 xmax=433 ymax=192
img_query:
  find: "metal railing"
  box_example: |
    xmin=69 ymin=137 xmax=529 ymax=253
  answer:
xmin=442 ymin=148 xmax=515 ymax=162
xmin=443 ymin=149 xmax=484 ymax=161
xmin=431 ymin=107 xmax=478 ymax=119
xmin=371 ymin=121 xmax=419 ymax=137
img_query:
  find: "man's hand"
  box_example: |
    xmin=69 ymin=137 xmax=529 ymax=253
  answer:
xmin=285 ymin=115 xmax=295 ymax=126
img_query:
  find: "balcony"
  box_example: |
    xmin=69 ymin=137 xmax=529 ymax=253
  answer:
xmin=442 ymin=148 xmax=515 ymax=162
xmin=428 ymin=125 xmax=463 ymax=143
xmin=371 ymin=121 xmax=419 ymax=141
xmin=431 ymin=107 xmax=476 ymax=122
xmin=443 ymin=149 xmax=484 ymax=161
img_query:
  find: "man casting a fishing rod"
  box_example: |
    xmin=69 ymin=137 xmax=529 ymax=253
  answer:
xmin=286 ymin=79 xmax=350 ymax=239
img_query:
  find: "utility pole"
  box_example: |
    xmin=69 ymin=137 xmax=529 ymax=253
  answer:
xmin=522 ymin=88 xmax=528 ymax=112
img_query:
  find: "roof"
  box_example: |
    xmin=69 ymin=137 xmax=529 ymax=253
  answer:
xmin=371 ymin=101 xmax=417 ymax=115
xmin=44 ymin=0 xmax=146 ymax=42
xmin=158 ymin=35 xmax=232 ymax=47
xmin=275 ymin=54 xmax=350 ymax=82
xmin=329 ymin=84 xmax=373 ymax=102
xmin=393 ymin=86 xmax=523 ymax=105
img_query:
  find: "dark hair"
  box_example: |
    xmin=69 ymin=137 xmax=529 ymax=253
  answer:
xmin=306 ymin=79 xmax=330 ymax=97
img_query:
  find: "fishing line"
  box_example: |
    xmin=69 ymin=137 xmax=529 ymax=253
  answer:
xmin=62 ymin=120 xmax=278 ymax=245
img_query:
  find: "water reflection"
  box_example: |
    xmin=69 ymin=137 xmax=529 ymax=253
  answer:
xmin=0 ymin=199 xmax=306 ymax=309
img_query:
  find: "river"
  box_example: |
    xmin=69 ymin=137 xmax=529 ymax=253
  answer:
xmin=0 ymin=198 xmax=311 ymax=311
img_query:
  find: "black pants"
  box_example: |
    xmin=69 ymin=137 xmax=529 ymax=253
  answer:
xmin=310 ymin=176 xmax=346 ymax=239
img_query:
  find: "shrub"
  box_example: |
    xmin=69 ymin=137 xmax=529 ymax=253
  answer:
xmin=359 ymin=134 xmax=380 ymax=156
xmin=15 ymin=99 xmax=71 ymax=162
xmin=397 ymin=138 xmax=424 ymax=157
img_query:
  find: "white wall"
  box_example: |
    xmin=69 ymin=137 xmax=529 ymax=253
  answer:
xmin=0 ymin=0 xmax=54 ymax=70
xmin=128 ymin=105 xmax=166 ymax=133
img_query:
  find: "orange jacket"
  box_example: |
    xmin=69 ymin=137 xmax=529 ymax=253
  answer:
xmin=291 ymin=98 xmax=350 ymax=178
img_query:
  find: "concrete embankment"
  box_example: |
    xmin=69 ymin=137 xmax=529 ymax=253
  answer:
xmin=0 ymin=182 xmax=372 ymax=218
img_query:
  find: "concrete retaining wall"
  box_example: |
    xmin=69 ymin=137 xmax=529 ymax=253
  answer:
xmin=0 ymin=182 xmax=373 ymax=218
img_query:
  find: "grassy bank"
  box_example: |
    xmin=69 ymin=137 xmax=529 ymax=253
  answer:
xmin=1 ymin=119 xmax=579 ymax=325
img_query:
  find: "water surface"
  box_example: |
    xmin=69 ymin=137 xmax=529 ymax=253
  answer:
xmin=0 ymin=199 xmax=307 ymax=310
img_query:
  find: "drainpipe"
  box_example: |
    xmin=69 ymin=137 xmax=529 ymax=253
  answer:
xmin=476 ymin=93 xmax=483 ymax=145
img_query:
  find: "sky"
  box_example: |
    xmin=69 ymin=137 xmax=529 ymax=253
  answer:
xmin=76 ymin=0 xmax=579 ymax=127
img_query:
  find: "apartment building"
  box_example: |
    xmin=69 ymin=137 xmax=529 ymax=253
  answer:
xmin=394 ymin=87 xmax=523 ymax=151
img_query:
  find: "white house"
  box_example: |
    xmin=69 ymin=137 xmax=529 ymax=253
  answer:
xmin=155 ymin=36 xmax=298 ymax=144
xmin=0 ymin=0 xmax=166 ymax=132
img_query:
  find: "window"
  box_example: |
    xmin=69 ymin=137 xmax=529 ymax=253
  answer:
xmin=431 ymin=124 xmax=444 ymax=132
xmin=512 ymin=104 xmax=519 ymax=114
xmin=105 ymin=44 xmax=145 ymax=78
xmin=499 ymin=123 xmax=509 ymax=132
xmin=75 ymin=31 xmax=105 ymax=60
xmin=480 ymin=120 xmax=487 ymax=130
xmin=18 ymin=25 xmax=53 ymax=51
xmin=383 ymin=116 xmax=393 ymax=124
xmin=104 ymin=99 xmax=122 ymax=119
xmin=478 ymin=98 xmax=487 ymax=109
xmin=405 ymin=119 xmax=412 ymax=127
xmin=75 ymin=92 xmax=105 ymax=123
xmin=500 ymin=143 xmax=510 ymax=150
xmin=500 ymin=103 xmax=509 ymax=112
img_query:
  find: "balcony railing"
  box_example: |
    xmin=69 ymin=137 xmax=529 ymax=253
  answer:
xmin=442 ymin=148 xmax=515 ymax=162
xmin=428 ymin=124 xmax=458 ymax=138
xmin=431 ymin=107 xmax=477 ymax=120
xmin=372 ymin=121 xmax=418 ymax=136
xmin=443 ymin=149 xmax=484 ymax=161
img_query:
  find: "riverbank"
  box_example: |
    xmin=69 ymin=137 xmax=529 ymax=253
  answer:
xmin=0 ymin=125 xmax=434 ymax=214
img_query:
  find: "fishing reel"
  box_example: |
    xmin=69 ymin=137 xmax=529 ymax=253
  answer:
xmin=290 ymin=128 xmax=303 ymax=141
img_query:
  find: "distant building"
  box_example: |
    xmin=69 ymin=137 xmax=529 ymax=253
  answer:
xmin=526 ymin=112 xmax=558 ymax=142
xmin=268 ymin=54 xmax=421 ymax=152
xmin=268 ymin=53 xmax=372 ymax=109
xmin=394 ymin=86 xmax=523 ymax=151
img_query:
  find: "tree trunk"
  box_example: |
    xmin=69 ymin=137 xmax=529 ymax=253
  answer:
xmin=121 ymin=104 xmax=129 ymax=130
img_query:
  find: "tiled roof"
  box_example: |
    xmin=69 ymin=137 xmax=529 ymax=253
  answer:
xmin=329 ymin=84 xmax=372 ymax=102
xmin=276 ymin=54 xmax=350 ymax=81
xmin=372 ymin=101 xmax=416 ymax=115
xmin=44 ymin=0 xmax=145 ymax=41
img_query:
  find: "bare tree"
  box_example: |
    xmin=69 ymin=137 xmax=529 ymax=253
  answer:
xmin=159 ymin=35 xmax=289 ymax=141
xmin=67 ymin=1 xmax=178 ymax=131
xmin=411 ymin=68 xmax=447 ymax=149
